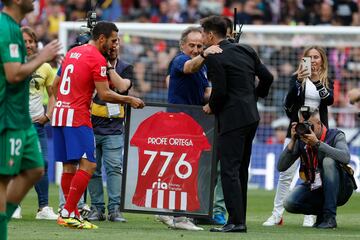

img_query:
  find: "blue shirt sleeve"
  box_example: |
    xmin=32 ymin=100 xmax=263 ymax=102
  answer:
xmin=57 ymin=66 xmax=62 ymax=77
xmin=172 ymin=54 xmax=191 ymax=74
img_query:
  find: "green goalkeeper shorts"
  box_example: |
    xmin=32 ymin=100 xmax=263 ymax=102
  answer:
xmin=0 ymin=125 xmax=44 ymax=176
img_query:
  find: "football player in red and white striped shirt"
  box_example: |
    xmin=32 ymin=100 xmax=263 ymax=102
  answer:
xmin=52 ymin=21 xmax=144 ymax=228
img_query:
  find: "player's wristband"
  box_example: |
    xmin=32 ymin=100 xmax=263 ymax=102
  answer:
xmin=107 ymin=67 xmax=115 ymax=75
xmin=200 ymin=52 xmax=206 ymax=59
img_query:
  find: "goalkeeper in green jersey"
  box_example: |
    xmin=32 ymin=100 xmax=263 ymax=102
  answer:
xmin=0 ymin=0 xmax=61 ymax=239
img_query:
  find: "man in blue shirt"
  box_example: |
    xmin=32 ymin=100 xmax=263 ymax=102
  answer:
xmin=159 ymin=26 xmax=223 ymax=231
xmin=167 ymin=26 xmax=222 ymax=105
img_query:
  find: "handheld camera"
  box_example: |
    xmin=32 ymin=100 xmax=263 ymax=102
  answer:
xmin=86 ymin=11 xmax=97 ymax=31
xmin=295 ymin=106 xmax=314 ymax=137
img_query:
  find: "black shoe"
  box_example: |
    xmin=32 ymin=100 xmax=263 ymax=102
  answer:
xmin=108 ymin=211 xmax=127 ymax=222
xmin=210 ymin=223 xmax=247 ymax=233
xmin=316 ymin=216 xmax=337 ymax=229
xmin=87 ymin=206 xmax=106 ymax=221
xmin=313 ymin=215 xmax=324 ymax=228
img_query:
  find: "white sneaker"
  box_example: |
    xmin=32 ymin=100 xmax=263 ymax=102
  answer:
xmin=79 ymin=204 xmax=91 ymax=220
xmin=12 ymin=206 xmax=22 ymax=219
xmin=262 ymin=214 xmax=283 ymax=226
xmin=303 ymin=215 xmax=316 ymax=227
xmin=36 ymin=206 xmax=58 ymax=220
xmin=155 ymin=215 xmax=175 ymax=227
xmin=173 ymin=217 xmax=204 ymax=231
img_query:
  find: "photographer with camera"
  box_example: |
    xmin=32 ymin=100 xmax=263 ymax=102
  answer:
xmin=264 ymin=46 xmax=334 ymax=227
xmin=278 ymin=107 xmax=356 ymax=229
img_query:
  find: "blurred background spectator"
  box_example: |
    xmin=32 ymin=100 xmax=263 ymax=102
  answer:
xmin=12 ymin=0 xmax=360 ymax=29
xmin=2 ymin=0 xmax=360 ymax=141
xmin=266 ymin=117 xmax=289 ymax=145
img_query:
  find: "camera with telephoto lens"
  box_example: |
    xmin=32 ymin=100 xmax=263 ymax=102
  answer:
xmin=69 ymin=11 xmax=97 ymax=49
xmin=86 ymin=11 xmax=97 ymax=31
xmin=295 ymin=106 xmax=314 ymax=137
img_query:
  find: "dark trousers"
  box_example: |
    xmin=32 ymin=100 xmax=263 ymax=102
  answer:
xmin=284 ymin=157 xmax=354 ymax=217
xmin=34 ymin=123 xmax=49 ymax=209
xmin=218 ymin=121 xmax=258 ymax=225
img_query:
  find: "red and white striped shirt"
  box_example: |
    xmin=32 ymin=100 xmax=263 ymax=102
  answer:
xmin=52 ymin=44 xmax=108 ymax=128
xmin=130 ymin=112 xmax=211 ymax=211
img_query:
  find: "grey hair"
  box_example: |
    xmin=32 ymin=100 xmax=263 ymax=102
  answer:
xmin=179 ymin=26 xmax=202 ymax=47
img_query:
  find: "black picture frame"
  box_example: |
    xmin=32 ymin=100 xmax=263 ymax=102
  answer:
xmin=120 ymin=102 xmax=217 ymax=218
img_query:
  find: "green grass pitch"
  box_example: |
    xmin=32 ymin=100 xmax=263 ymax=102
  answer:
xmin=8 ymin=184 xmax=360 ymax=240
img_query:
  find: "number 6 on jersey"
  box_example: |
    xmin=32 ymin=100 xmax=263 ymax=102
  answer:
xmin=59 ymin=64 xmax=74 ymax=95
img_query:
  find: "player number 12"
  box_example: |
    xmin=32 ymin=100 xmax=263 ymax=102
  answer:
xmin=9 ymin=138 xmax=22 ymax=156
xmin=142 ymin=150 xmax=192 ymax=179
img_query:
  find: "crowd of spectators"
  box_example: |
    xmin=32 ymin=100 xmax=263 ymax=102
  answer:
xmin=1 ymin=0 xmax=360 ymax=141
xmin=0 ymin=0 xmax=357 ymax=43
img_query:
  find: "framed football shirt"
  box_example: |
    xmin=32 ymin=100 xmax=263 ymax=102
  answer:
xmin=121 ymin=103 xmax=217 ymax=218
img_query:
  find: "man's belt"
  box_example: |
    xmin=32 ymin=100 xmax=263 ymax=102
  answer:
xmin=91 ymin=102 xmax=124 ymax=118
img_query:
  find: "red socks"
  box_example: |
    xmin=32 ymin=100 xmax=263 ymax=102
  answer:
xmin=61 ymin=172 xmax=75 ymax=201
xmin=63 ymin=170 xmax=91 ymax=215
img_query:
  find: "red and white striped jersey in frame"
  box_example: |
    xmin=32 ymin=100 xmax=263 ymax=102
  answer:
xmin=130 ymin=112 xmax=211 ymax=211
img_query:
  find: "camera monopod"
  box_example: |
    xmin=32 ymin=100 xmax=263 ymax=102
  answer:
xmin=233 ymin=8 xmax=244 ymax=43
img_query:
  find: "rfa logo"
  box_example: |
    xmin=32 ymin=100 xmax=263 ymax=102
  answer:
xmin=152 ymin=179 xmax=168 ymax=190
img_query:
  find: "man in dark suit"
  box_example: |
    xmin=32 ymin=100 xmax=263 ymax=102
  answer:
xmin=201 ymin=15 xmax=273 ymax=233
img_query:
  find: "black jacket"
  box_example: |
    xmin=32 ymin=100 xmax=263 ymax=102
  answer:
xmin=205 ymin=40 xmax=273 ymax=134
xmin=284 ymin=74 xmax=334 ymax=137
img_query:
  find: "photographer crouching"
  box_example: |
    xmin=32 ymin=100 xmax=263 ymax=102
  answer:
xmin=279 ymin=106 xmax=357 ymax=229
